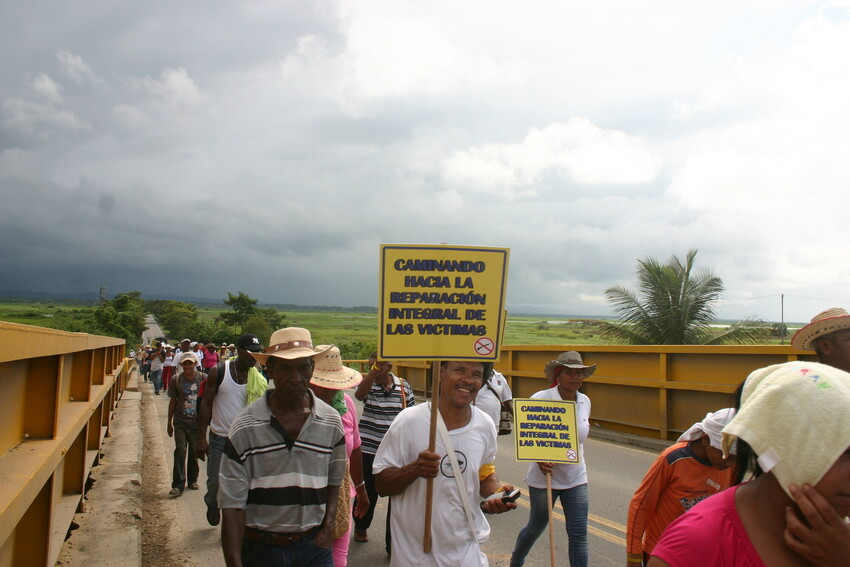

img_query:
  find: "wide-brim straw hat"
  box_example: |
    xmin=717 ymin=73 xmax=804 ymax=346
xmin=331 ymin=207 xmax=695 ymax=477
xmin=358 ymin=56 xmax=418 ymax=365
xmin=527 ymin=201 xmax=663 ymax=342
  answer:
xmin=544 ymin=351 xmax=596 ymax=380
xmin=791 ymin=307 xmax=850 ymax=351
xmin=249 ymin=327 xmax=331 ymax=363
xmin=310 ymin=345 xmax=362 ymax=390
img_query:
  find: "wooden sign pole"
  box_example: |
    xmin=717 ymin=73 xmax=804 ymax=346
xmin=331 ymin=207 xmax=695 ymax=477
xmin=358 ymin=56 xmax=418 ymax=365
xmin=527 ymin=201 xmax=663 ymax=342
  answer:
xmin=547 ymin=472 xmax=556 ymax=567
xmin=423 ymin=361 xmax=441 ymax=553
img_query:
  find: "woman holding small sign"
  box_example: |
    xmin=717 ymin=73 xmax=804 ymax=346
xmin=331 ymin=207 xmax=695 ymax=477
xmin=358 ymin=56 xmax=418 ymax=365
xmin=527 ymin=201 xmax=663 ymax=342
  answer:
xmin=510 ymin=351 xmax=594 ymax=567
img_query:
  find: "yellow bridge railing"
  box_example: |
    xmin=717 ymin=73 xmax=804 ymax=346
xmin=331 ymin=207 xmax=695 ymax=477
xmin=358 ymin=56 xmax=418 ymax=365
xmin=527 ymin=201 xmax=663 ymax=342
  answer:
xmin=0 ymin=322 xmax=128 ymax=566
xmin=367 ymin=343 xmax=815 ymax=440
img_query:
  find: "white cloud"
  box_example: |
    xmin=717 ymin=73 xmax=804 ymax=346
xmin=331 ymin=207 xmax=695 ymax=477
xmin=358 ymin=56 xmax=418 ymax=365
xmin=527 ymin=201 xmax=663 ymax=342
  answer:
xmin=111 ymin=104 xmax=149 ymax=127
xmin=441 ymin=119 xmax=662 ymax=198
xmin=141 ymin=67 xmax=201 ymax=107
xmin=56 ymin=49 xmax=101 ymax=83
xmin=31 ymin=73 xmax=62 ymax=103
xmin=1 ymin=98 xmax=89 ymax=137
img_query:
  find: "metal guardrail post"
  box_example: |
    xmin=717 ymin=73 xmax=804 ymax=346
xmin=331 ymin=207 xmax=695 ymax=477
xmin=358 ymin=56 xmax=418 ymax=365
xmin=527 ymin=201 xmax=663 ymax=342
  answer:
xmin=0 ymin=322 xmax=125 ymax=567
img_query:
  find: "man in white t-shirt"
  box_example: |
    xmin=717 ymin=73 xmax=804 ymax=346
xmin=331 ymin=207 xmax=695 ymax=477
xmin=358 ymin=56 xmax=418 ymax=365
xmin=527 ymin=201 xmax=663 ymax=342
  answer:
xmin=374 ymin=361 xmax=518 ymax=567
xmin=474 ymin=369 xmax=513 ymax=434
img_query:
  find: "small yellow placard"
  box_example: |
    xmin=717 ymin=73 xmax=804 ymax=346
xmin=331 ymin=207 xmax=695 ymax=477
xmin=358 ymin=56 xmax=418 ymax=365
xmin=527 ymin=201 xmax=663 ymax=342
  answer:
xmin=378 ymin=244 xmax=509 ymax=361
xmin=514 ymin=398 xmax=580 ymax=464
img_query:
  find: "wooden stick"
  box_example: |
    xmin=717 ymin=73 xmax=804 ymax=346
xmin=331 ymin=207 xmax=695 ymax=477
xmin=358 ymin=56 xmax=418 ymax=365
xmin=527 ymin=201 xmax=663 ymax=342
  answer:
xmin=423 ymin=361 xmax=441 ymax=553
xmin=547 ymin=471 xmax=556 ymax=567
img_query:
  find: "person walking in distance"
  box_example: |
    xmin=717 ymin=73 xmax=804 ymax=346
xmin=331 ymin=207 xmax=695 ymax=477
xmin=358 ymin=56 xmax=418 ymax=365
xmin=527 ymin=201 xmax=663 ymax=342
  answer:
xmin=167 ymin=352 xmax=204 ymax=496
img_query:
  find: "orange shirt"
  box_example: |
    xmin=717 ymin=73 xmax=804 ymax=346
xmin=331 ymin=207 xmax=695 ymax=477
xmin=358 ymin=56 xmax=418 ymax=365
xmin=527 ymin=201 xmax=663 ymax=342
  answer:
xmin=626 ymin=442 xmax=735 ymax=555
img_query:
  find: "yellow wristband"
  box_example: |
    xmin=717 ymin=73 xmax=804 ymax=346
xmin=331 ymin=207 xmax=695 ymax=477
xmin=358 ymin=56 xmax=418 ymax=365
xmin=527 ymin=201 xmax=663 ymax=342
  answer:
xmin=627 ymin=558 xmax=642 ymax=563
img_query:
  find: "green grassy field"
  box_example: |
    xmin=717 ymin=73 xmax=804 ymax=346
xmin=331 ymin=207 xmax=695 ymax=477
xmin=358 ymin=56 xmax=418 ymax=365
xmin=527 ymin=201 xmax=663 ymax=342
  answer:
xmin=0 ymin=300 xmax=97 ymax=330
xmin=1 ymin=300 xmax=801 ymax=348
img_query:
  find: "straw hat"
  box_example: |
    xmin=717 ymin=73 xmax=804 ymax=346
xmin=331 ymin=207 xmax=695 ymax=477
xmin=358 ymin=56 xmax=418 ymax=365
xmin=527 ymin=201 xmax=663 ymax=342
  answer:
xmin=544 ymin=351 xmax=597 ymax=379
xmin=790 ymin=307 xmax=850 ymax=351
xmin=249 ymin=327 xmax=331 ymax=363
xmin=310 ymin=345 xmax=362 ymax=390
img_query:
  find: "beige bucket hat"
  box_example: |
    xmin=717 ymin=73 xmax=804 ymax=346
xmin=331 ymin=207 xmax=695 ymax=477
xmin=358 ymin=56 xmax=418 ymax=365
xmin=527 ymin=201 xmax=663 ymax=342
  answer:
xmin=544 ymin=351 xmax=597 ymax=380
xmin=791 ymin=307 xmax=850 ymax=351
xmin=310 ymin=345 xmax=362 ymax=390
xmin=248 ymin=327 xmax=331 ymax=364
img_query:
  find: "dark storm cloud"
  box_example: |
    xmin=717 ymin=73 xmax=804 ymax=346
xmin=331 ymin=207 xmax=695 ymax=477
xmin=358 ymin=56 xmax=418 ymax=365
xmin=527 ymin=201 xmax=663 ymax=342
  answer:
xmin=3 ymin=2 xmax=850 ymax=321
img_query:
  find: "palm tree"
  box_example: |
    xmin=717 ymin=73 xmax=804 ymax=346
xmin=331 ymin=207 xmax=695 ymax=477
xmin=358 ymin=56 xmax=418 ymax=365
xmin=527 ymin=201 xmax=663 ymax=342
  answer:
xmin=601 ymin=249 xmax=768 ymax=345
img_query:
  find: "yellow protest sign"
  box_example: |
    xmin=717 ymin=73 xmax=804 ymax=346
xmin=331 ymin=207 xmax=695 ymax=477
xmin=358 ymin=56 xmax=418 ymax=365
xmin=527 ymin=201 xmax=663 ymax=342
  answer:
xmin=514 ymin=398 xmax=580 ymax=464
xmin=378 ymin=244 xmax=509 ymax=361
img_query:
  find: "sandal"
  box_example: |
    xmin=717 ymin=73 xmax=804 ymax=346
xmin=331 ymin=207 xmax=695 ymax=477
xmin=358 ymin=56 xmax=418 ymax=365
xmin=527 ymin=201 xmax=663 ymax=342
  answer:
xmin=354 ymin=528 xmax=368 ymax=542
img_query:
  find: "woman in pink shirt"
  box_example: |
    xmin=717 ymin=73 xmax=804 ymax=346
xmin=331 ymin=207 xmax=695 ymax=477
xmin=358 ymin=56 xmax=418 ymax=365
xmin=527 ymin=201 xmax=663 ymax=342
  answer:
xmin=648 ymin=361 xmax=850 ymax=567
xmin=309 ymin=345 xmax=370 ymax=567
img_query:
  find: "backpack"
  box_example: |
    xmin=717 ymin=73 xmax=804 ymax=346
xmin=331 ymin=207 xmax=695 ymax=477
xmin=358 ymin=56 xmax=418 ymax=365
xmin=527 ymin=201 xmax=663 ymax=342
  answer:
xmin=197 ymin=361 xmax=226 ymax=413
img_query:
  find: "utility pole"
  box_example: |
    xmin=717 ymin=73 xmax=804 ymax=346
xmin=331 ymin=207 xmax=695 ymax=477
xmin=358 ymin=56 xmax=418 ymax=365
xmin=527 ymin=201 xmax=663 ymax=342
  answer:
xmin=780 ymin=293 xmax=786 ymax=344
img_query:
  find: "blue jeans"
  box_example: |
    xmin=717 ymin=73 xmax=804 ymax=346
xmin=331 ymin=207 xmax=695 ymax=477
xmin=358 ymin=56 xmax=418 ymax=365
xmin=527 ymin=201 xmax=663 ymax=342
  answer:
xmin=150 ymin=369 xmax=162 ymax=393
xmin=204 ymin=431 xmax=227 ymax=513
xmin=510 ymin=483 xmax=589 ymax=567
xmin=241 ymin=536 xmax=333 ymax=567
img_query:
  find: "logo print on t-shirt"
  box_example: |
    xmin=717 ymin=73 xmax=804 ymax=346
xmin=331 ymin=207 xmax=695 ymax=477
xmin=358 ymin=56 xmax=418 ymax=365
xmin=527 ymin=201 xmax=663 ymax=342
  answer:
xmin=440 ymin=451 xmax=468 ymax=478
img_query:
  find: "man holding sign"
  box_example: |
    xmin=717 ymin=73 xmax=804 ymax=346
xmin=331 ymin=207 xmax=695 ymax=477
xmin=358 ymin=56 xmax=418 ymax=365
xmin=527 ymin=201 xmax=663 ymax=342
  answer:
xmin=373 ymin=360 xmax=517 ymax=566
xmin=510 ymin=352 xmax=594 ymax=567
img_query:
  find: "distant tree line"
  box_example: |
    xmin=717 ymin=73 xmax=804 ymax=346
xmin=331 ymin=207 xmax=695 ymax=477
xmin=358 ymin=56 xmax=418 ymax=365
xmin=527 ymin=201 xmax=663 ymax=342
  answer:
xmin=43 ymin=290 xmax=286 ymax=352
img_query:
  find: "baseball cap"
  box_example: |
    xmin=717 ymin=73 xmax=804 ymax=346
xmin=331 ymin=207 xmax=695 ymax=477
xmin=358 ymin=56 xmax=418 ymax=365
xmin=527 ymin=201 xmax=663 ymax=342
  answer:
xmin=236 ymin=333 xmax=264 ymax=352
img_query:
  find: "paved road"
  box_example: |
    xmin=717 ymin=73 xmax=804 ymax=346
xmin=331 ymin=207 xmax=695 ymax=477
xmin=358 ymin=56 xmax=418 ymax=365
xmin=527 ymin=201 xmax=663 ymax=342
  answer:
xmin=141 ymin=314 xmax=165 ymax=346
xmin=144 ymin=382 xmax=660 ymax=567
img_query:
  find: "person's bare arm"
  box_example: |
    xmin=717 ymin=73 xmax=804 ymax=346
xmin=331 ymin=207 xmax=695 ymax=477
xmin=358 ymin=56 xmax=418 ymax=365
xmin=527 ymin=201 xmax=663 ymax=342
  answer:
xmin=167 ymin=393 xmax=177 ymax=438
xmin=479 ymin=472 xmax=517 ymax=514
xmin=221 ymin=508 xmax=245 ymax=567
xmin=313 ymin=484 xmax=340 ymax=548
xmin=374 ymin=450 xmax=439 ymax=496
xmin=646 ymin=558 xmax=671 ymax=567
xmin=196 ymin=365 xmax=220 ymax=460
xmin=355 ymin=362 xmax=390 ymax=401
xmin=350 ymin=446 xmax=370 ymax=518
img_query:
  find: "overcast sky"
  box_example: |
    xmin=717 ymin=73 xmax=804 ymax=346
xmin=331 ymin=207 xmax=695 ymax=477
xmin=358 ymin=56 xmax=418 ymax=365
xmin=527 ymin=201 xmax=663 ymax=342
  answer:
xmin=2 ymin=1 xmax=850 ymax=322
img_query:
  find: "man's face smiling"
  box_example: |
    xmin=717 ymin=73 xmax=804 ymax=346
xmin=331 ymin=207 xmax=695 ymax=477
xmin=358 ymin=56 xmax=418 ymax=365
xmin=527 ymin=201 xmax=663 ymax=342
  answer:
xmin=440 ymin=361 xmax=485 ymax=409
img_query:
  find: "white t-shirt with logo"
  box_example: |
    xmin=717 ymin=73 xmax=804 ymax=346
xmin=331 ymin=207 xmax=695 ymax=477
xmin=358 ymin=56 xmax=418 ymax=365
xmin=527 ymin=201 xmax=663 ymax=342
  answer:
xmin=374 ymin=403 xmax=496 ymax=567
xmin=474 ymin=371 xmax=512 ymax=430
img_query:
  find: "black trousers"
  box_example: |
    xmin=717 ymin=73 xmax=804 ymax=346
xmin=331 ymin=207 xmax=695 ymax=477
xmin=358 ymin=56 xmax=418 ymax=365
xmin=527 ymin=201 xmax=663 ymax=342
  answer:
xmin=353 ymin=451 xmax=392 ymax=552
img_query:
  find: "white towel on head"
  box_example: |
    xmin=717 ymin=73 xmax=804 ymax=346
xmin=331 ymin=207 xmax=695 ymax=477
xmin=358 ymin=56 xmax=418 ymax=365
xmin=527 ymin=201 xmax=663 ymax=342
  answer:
xmin=722 ymin=361 xmax=850 ymax=498
xmin=677 ymin=408 xmax=736 ymax=452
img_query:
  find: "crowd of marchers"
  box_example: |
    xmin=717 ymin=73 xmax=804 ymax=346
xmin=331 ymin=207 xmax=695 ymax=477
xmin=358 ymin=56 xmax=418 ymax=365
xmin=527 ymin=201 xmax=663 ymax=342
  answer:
xmin=133 ymin=308 xmax=850 ymax=567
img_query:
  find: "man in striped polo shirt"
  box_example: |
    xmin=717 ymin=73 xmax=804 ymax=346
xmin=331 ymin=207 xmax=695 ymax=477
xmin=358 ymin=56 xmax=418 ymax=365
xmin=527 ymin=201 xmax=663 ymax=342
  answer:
xmin=218 ymin=328 xmax=345 ymax=567
xmin=353 ymin=352 xmax=415 ymax=551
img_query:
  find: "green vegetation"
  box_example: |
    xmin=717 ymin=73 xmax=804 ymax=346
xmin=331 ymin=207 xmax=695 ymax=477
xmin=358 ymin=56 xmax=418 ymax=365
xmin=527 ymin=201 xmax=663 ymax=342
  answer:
xmin=0 ymin=295 xmax=801 ymax=361
xmin=601 ymin=249 xmax=770 ymax=345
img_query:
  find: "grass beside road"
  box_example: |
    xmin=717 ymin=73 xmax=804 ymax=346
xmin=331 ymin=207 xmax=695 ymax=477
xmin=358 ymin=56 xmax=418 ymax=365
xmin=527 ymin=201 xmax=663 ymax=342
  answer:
xmin=0 ymin=300 xmax=800 ymax=347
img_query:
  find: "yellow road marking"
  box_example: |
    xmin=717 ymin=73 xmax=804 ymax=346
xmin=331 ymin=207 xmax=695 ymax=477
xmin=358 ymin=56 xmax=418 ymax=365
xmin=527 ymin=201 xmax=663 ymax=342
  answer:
xmin=589 ymin=512 xmax=626 ymax=532
xmin=513 ymin=493 xmax=626 ymax=547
